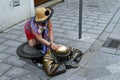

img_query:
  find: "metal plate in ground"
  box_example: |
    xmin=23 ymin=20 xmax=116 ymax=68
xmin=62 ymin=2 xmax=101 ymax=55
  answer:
xmin=102 ymin=38 xmax=120 ymax=49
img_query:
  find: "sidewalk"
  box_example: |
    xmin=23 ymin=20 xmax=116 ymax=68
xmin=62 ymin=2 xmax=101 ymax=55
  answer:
xmin=0 ymin=0 xmax=120 ymax=80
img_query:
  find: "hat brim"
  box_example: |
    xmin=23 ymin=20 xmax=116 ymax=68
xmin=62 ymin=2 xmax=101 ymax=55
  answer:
xmin=35 ymin=7 xmax=54 ymax=23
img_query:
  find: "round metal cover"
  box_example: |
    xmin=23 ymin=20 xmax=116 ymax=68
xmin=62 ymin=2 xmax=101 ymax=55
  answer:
xmin=23 ymin=44 xmax=40 ymax=55
xmin=16 ymin=42 xmax=42 ymax=59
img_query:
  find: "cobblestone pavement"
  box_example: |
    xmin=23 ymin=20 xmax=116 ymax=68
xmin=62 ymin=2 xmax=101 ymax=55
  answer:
xmin=0 ymin=0 xmax=120 ymax=80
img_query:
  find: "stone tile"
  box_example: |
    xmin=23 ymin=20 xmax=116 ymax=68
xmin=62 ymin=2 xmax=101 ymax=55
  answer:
xmin=82 ymin=24 xmax=93 ymax=29
xmin=61 ymin=25 xmax=77 ymax=30
xmin=7 ymin=29 xmax=24 ymax=36
xmin=3 ymin=56 xmax=26 ymax=67
xmin=99 ymin=47 xmax=117 ymax=54
xmin=52 ymin=23 xmax=61 ymax=28
xmin=5 ymin=67 xmax=30 ymax=78
xmin=3 ymin=47 xmax=17 ymax=56
xmin=95 ymin=20 xmax=109 ymax=24
xmin=0 ymin=44 xmax=8 ymax=52
xmin=62 ymin=22 xmax=77 ymax=26
xmin=23 ymin=63 xmax=50 ymax=80
xmin=112 ymin=23 xmax=120 ymax=33
xmin=0 ymin=75 xmax=13 ymax=80
xmin=63 ymin=29 xmax=78 ymax=35
xmin=94 ymin=72 xmax=120 ymax=80
xmin=99 ymin=32 xmax=110 ymax=41
xmin=115 ymin=50 xmax=120 ymax=55
xmin=0 ymin=53 xmax=11 ymax=62
xmin=53 ymin=27 xmax=66 ymax=33
xmin=55 ymin=32 xmax=79 ymax=40
xmin=3 ymin=40 xmax=22 ymax=48
xmin=109 ymin=33 xmax=120 ymax=40
xmin=106 ymin=62 xmax=120 ymax=73
xmin=15 ymin=73 xmax=41 ymax=80
xmin=82 ymin=32 xmax=99 ymax=39
xmin=60 ymin=18 xmax=73 ymax=22
xmin=87 ymin=29 xmax=102 ymax=34
xmin=67 ymin=74 xmax=87 ymax=80
xmin=0 ymin=63 xmax=12 ymax=76
xmin=92 ymin=26 xmax=105 ymax=30
xmin=85 ymin=52 xmax=120 ymax=69
xmin=76 ymin=67 xmax=92 ymax=77
xmin=50 ymin=68 xmax=80 ymax=80
xmin=98 ymin=23 xmax=108 ymax=27
xmin=85 ymin=21 xmax=98 ymax=26
xmin=2 ymin=34 xmax=19 ymax=40
xmin=86 ymin=67 xmax=110 ymax=80
xmin=0 ymin=38 xmax=7 ymax=44
xmin=15 ymin=36 xmax=27 ymax=42
xmin=105 ymin=23 xmax=116 ymax=32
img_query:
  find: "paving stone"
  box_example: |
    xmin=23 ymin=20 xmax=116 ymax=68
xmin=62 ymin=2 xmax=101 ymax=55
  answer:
xmin=85 ymin=21 xmax=98 ymax=26
xmin=0 ymin=75 xmax=13 ymax=80
xmin=109 ymin=33 xmax=120 ymax=40
xmin=60 ymin=18 xmax=73 ymax=22
xmin=85 ymin=52 xmax=120 ymax=69
xmin=15 ymin=36 xmax=27 ymax=42
xmin=0 ymin=38 xmax=7 ymax=44
xmin=63 ymin=29 xmax=78 ymax=35
xmin=0 ymin=44 xmax=8 ymax=52
xmin=95 ymin=20 xmax=109 ymax=24
xmin=0 ymin=63 xmax=12 ymax=76
xmin=82 ymin=32 xmax=99 ymax=39
xmin=106 ymin=62 xmax=120 ymax=74
xmin=105 ymin=23 xmax=116 ymax=32
xmin=86 ymin=67 xmax=110 ymax=80
xmin=52 ymin=23 xmax=61 ymax=28
xmin=76 ymin=67 xmax=92 ymax=77
xmin=7 ymin=29 xmax=24 ymax=36
xmin=3 ymin=56 xmax=26 ymax=67
xmin=94 ymin=72 xmax=120 ymax=80
xmin=53 ymin=27 xmax=66 ymax=33
xmin=67 ymin=74 xmax=87 ymax=80
xmin=2 ymin=34 xmax=20 ymax=40
xmin=3 ymin=47 xmax=17 ymax=56
xmin=82 ymin=24 xmax=93 ymax=29
xmin=3 ymin=40 xmax=22 ymax=48
xmin=15 ymin=73 xmax=41 ymax=80
xmin=61 ymin=24 xmax=77 ymax=30
xmin=23 ymin=63 xmax=50 ymax=80
xmin=52 ymin=20 xmax=63 ymax=25
xmin=99 ymin=47 xmax=117 ymax=54
xmin=99 ymin=32 xmax=110 ymax=41
xmin=87 ymin=29 xmax=102 ymax=34
xmin=50 ymin=68 xmax=80 ymax=80
xmin=115 ymin=50 xmax=120 ymax=55
xmin=5 ymin=67 xmax=31 ymax=78
xmin=62 ymin=22 xmax=77 ymax=26
xmin=55 ymin=32 xmax=78 ymax=40
xmin=112 ymin=23 xmax=120 ymax=33
xmin=0 ymin=53 xmax=11 ymax=62
xmin=92 ymin=26 xmax=105 ymax=30
xmin=97 ymin=23 xmax=108 ymax=27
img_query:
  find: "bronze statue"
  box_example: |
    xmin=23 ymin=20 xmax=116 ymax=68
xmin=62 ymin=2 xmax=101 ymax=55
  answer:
xmin=43 ymin=45 xmax=83 ymax=76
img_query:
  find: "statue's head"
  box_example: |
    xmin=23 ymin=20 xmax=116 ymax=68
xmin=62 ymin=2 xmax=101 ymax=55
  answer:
xmin=54 ymin=45 xmax=70 ymax=58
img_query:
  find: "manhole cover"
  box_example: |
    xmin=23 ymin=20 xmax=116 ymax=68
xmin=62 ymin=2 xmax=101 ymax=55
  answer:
xmin=103 ymin=38 xmax=120 ymax=49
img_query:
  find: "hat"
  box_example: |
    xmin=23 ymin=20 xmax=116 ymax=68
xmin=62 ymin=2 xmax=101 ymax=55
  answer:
xmin=35 ymin=7 xmax=54 ymax=23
